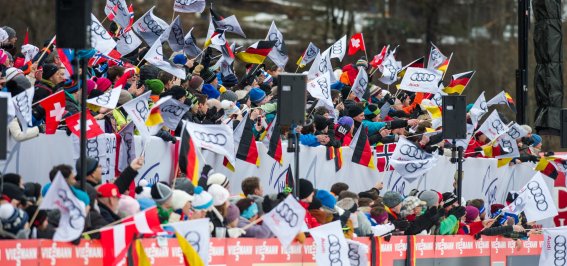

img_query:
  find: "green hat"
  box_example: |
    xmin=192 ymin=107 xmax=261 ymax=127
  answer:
xmin=145 ymin=79 xmax=165 ymax=95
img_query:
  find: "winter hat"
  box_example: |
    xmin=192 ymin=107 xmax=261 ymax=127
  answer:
xmin=348 ymin=106 xmax=364 ymax=118
xmin=145 ymin=79 xmax=165 ymax=95
xmin=97 ymin=183 xmax=121 ymax=198
xmin=139 ymin=65 xmax=160 ymax=82
xmin=364 ymin=104 xmax=381 ymax=120
xmin=188 ymin=76 xmax=204 ymax=92
xmin=236 ymin=198 xmax=258 ymax=219
xmin=369 ymin=85 xmax=382 ymax=98
xmin=371 ymin=207 xmax=389 ymax=224
xmin=167 ymin=86 xmax=188 ymax=100
xmin=402 ymin=196 xmax=424 ymax=211
xmin=298 ymin=179 xmax=314 ymax=200
xmin=338 ymin=116 xmax=354 ymax=129
xmin=63 ymin=79 xmax=80 ymax=94
xmin=8 ymin=75 xmax=32 ymax=93
xmin=465 ymin=206 xmax=480 ymax=223
xmin=208 ymin=184 xmax=230 ymax=206
xmin=521 ymin=125 xmax=532 ymax=134
xmin=226 ymin=204 xmax=240 ymax=224
xmin=1 ymin=26 xmax=16 ymax=39
xmin=173 ymin=177 xmax=195 ymax=195
xmin=207 ymin=173 xmax=229 ymax=189
xmin=356 ymin=57 xmax=368 ymax=70
xmin=2 ymin=183 xmax=24 ymax=202
xmin=490 ymin=204 xmax=505 ymax=216
xmin=336 ymin=198 xmax=357 ymax=213
xmin=5 ymin=67 xmax=22 ymax=82
xmin=75 ymin=157 xmax=99 ymax=178
xmin=202 ymin=84 xmax=220 ymax=99
xmin=221 ymin=74 xmax=238 ymax=88
xmin=95 ymin=77 xmax=112 ymax=92
xmin=191 ymin=186 xmax=214 ymax=210
xmin=466 ymin=103 xmax=474 ymax=113
xmin=235 ymin=90 xmax=250 ymax=102
xmin=249 ymin=87 xmax=266 ymax=105
xmin=316 ymin=190 xmax=337 ymax=210
xmin=118 ymin=90 xmax=133 ymax=105
xmin=135 ymin=180 xmax=152 ymax=199
xmin=308 ymin=197 xmax=323 ymax=210
xmin=442 ymin=192 xmax=458 ymax=208
xmin=418 ymin=190 xmax=439 ymax=208
xmin=86 ymin=79 xmax=97 ymax=95
xmin=382 ymin=191 xmax=404 ymax=208
xmin=172 ymin=54 xmax=187 ymax=66
xmin=151 ymin=182 xmax=173 ymax=205
xmin=118 ymin=195 xmax=140 ymax=217
xmin=530 ymin=134 xmax=542 ymax=147
xmin=220 ymin=90 xmax=238 ymax=103
xmin=42 ymin=63 xmax=59 ymax=80
xmin=313 ymin=115 xmax=328 ymax=131
xmin=171 ymin=190 xmax=194 ymax=210
xmin=0 ymin=204 xmax=15 ymax=221
xmin=200 ymin=68 xmax=217 ymax=84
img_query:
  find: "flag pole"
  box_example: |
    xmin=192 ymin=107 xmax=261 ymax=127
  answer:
xmin=295 ymin=65 xmax=300 ymax=73
xmin=35 ymin=35 xmax=56 ymax=64
xmin=362 ymin=33 xmax=368 ymax=60
xmin=171 ymin=11 xmax=176 ymax=23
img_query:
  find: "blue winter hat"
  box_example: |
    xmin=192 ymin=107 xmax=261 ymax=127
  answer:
xmin=172 ymin=54 xmax=187 ymax=66
xmin=531 ymin=134 xmax=542 ymax=147
xmin=202 ymin=83 xmax=220 ymax=99
xmin=466 ymin=103 xmax=474 ymax=113
xmin=331 ymin=81 xmax=344 ymax=91
xmin=249 ymin=87 xmax=266 ymax=104
xmin=316 ymin=189 xmax=337 ymax=210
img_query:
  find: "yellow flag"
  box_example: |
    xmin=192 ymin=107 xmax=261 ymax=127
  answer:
xmin=175 ymin=232 xmax=205 ymax=266
xmin=135 ymin=239 xmax=152 ymax=266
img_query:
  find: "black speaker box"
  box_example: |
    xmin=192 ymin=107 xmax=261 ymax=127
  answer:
xmin=442 ymin=95 xmax=467 ymax=139
xmin=56 ymin=0 xmax=92 ymax=49
xmin=277 ymin=74 xmax=307 ymax=126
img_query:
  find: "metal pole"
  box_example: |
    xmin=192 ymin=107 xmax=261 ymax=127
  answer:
xmin=78 ymin=53 xmax=88 ymax=190
xmin=457 ymin=145 xmax=464 ymax=205
xmin=294 ymin=131 xmax=300 ymax=199
xmin=516 ymin=0 xmax=530 ymax=124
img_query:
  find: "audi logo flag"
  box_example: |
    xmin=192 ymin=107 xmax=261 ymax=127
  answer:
xmin=104 ymin=0 xmax=131 ymax=29
xmin=184 ymin=121 xmax=236 ymax=165
xmin=12 ymin=86 xmax=34 ymax=132
xmin=87 ymin=86 xmax=122 ymax=109
xmin=159 ymin=98 xmax=190 ymax=130
xmin=122 ymin=91 xmax=151 ymax=138
xmin=116 ymin=28 xmax=142 ymax=57
xmin=90 ymin=14 xmax=118 ymax=55
xmin=505 ymin=172 xmax=558 ymax=222
xmin=169 ymin=218 xmax=209 ymax=266
xmin=308 ymin=49 xmax=336 ymax=83
xmin=540 ymin=227 xmax=567 ymax=266
xmin=469 ymin=91 xmax=488 ymax=128
xmin=159 ymin=16 xmax=185 ymax=53
xmin=297 ymin=42 xmax=320 ymax=67
xmin=310 ymin=220 xmax=350 ymax=266
xmin=329 ymin=35 xmax=347 ymax=62
xmin=378 ymin=48 xmax=402 ymax=85
xmin=173 ymin=0 xmax=206 ymax=14
xmin=133 ymin=6 xmax=169 ymax=46
xmin=307 ymin=71 xmax=334 ymax=108
xmin=143 ymin=38 xmax=186 ymax=80
xmin=399 ymin=67 xmax=443 ymax=93
xmin=183 ymin=28 xmax=203 ymax=58
xmin=346 ymin=239 xmax=369 ymax=266
xmin=350 ymin=66 xmax=369 ymax=102
xmin=389 ymin=137 xmax=439 ymax=178
xmin=477 ymin=110 xmax=510 ymax=141
xmin=262 ymin=195 xmax=306 ymax=249
xmin=265 ymin=21 xmax=289 ymax=69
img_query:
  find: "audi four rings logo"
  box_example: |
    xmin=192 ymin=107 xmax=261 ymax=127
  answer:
xmin=555 ymin=235 xmax=566 ymax=266
xmin=92 ymin=21 xmax=111 ymax=40
xmin=268 ymin=33 xmax=286 ymax=57
xmin=480 ymin=101 xmax=488 ymax=112
xmin=306 ymin=47 xmax=317 ymax=58
xmin=327 ymin=234 xmax=343 ymax=265
xmin=176 ymin=0 xmax=198 ymax=5
xmin=491 ymin=120 xmax=505 ymax=134
xmin=348 ymin=243 xmax=361 ymax=266
xmin=135 ymin=101 xmax=149 ymax=121
xmin=317 ymin=79 xmax=330 ymax=99
xmin=193 ymin=132 xmax=227 ymax=145
xmin=218 ymin=24 xmax=235 ymax=32
xmin=161 ymin=105 xmax=185 ymax=116
xmin=143 ymin=14 xmax=165 ymax=37
xmin=526 ymin=181 xmax=548 ymax=211
xmin=400 ymin=144 xmax=428 ymax=160
xmin=122 ymin=32 xmax=133 ymax=45
xmin=508 ymin=127 xmax=521 ymax=139
xmin=184 ymin=231 xmax=201 ymax=252
xmin=319 ymin=59 xmax=328 ymax=73
xmin=358 ymin=77 xmax=368 ymax=89
xmin=57 ymin=189 xmax=85 ymax=229
xmin=405 ymin=161 xmax=428 ymax=173
xmin=15 ymin=93 xmax=30 ymax=117
xmin=274 ymin=202 xmax=299 ymax=227
xmin=501 ymin=139 xmax=513 ymax=153
xmin=172 ymin=25 xmax=185 ymax=45
xmin=96 ymin=91 xmax=112 ymax=105
xmin=87 ymin=138 xmax=100 ymax=159
xmin=384 ymin=64 xmax=398 ymax=80
xmin=332 ymin=42 xmax=343 ymax=55
xmin=410 ymin=72 xmax=436 ymax=82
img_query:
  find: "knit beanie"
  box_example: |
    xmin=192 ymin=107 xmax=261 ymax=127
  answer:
xmin=356 ymin=57 xmax=368 ymax=70
xmin=139 ymin=65 xmax=159 ymax=82
xmin=313 ymin=115 xmax=328 ymax=132
xmin=118 ymin=90 xmax=133 ymax=105
xmin=42 ymin=63 xmax=59 ymax=80
xmin=465 ymin=206 xmax=480 ymax=223
xmin=316 ymin=190 xmax=337 ymax=210
xmin=442 ymin=192 xmax=458 ymax=208
xmin=191 ymin=186 xmax=214 ymax=210
xmin=145 ymin=79 xmax=165 ymax=95
xmin=298 ymin=179 xmax=314 ymax=200
xmin=221 ymin=74 xmax=238 ymax=88
xmin=226 ymin=204 xmax=240 ymax=224
xmin=402 ymin=196 xmax=423 ymax=212
xmin=382 ymin=191 xmax=404 ymax=208
xmin=208 ymin=184 xmax=230 ymax=206
xmin=219 ymin=90 xmax=238 ymax=103
xmin=202 ymin=84 xmax=220 ymax=99
xmin=364 ymin=104 xmax=381 ymax=120
xmin=1 ymin=26 xmax=16 ymax=39
xmin=86 ymin=79 xmax=97 ymax=95
xmin=418 ymin=190 xmax=439 ymax=208
xmin=348 ymin=106 xmax=364 ymax=118
xmin=4 ymin=67 xmax=22 ymax=82
xmin=170 ymin=190 xmax=194 ymax=210
xmin=336 ymin=198 xmax=357 ymax=213
xmin=94 ymin=77 xmax=112 ymax=92
xmin=172 ymin=54 xmax=187 ymax=66
xmin=151 ymin=182 xmax=173 ymax=205
xmin=118 ymin=195 xmax=141 ymax=218
xmin=63 ymin=79 xmax=80 ymax=94
xmin=188 ymin=76 xmax=204 ymax=92
xmin=200 ymin=68 xmax=217 ymax=84
xmin=173 ymin=177 xmax=195 ymax=195
xmin=531 ymin=134 xmax=542 ymax=147
xmin=75 ymin=157 xmax=99 ymax=178
xmin=249 ymin=88 xmax=266 ymax=105
xmin=207 ymin=173 xmax=229 ymax=189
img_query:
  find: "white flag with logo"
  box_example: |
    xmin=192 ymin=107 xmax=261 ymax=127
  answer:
xmin=378 ymin=51 xmax=402 ymax=85
xmin=310 ymin=221 xmax=350 ymax=266
xmin=265 ymin=21 xmax=288 ymax=69
xmin=117 ymin=123 xmax=136 ymax=172
xmin=486 ymin=90 xmax=508 ymax=107
xmin=263 ymin=195 xmax=306 ymax=249
xmin=168 ymin=218 xmax=210 ymax=265
xmin=427 ymin=43 xmax=447 ymax=69
xmin=350 ymin=67 xmax=368 ymax=101
xmin=399 ymin=67 xmax=443 ymax=93
xmin=90 ymin=14 xmax=117 ymax=55
xmin=308 ymin=50 xmax=335 ymax=83
xmin=144 ymin=39 xmax=186 ymax=79
xmin=87 ymin=86 xmax=122 ymax=109
xmin=116 ymin=28 xmax=142 ymax=56
xmin=39 ymin=172 xmax=86 ymax=242
xmin=184 ymin=121 xmax=236 ymax=165
xmin=346 ymin=240 xmax=369 ymax=266
xmin=122 ymin=91 xmax=151 ymax=138
xmin=539 ymin=227 xmax=567 ymax=266
xmin=21 ymin=44 xmax=39 ymax=64
xmin=505 ymin=172 xmax=558 ymax=222
xmin=12 ymin=87 xmax=34 ymax=131
xmin=389 ymin=137 xmax=438 ymax=178
xmin=469 ymin=91 xmax=488 ymax=128
xmin=506 ymin=122 xmax=528 ymax=140
xmin=329 ymin=35 xmax=347 ymax=61
xmin=477 ymin=110 xmax=509 ymax=141
xmin=104 ymin=0 xmax=130 ymax=29
xmin=307 ymin=71 xmax=334 ymax=108
xmin=298 ymin=42 xmax=319 ymax=67
xmin=495 ymin=133 xmax=520 ymax=159
xmin=173 ymin=0 xmax=206 ymax=13
xmin=159 ymin=98 xmax=190 ymax=130
xmin=183 ymin=28 xmax=202 ymax=58
xmin=133 ymin=6 xmax=169 ymax=46
xmin=159 ymin=16 xmax=185 ymax=52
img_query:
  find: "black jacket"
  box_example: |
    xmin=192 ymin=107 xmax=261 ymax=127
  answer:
xmin=98 ymin=202 xmax=120 ymax=224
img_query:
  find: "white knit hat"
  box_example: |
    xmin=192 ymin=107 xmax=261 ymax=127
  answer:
xmin=5 ymin=67 xmax=23 ymax=82
xmin=192 ymin=186 xmax=214 ymax=210
xmin=207 ymin=173 xmax=229 ymax=188
xmin=208 ymin=184 xmax=230 ymax=206
xmin=171 ymin=190 xmax=194 ymax=211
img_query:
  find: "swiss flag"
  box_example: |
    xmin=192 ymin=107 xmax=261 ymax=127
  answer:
xmin=65 ymin=111 xmax=104 ymax=139
xmin=370 ymin=45 xmax=389 ymax=69
xmin=101 ymin=222 xmax=137 ymax=266
xmin=348 ymin=33 xmax=366 ymax=56
xmin=38 ymin=90 xmax=66 ymax=134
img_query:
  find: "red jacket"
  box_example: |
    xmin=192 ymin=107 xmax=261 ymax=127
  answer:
xmin=464 ymin=138 xmax=486 ymax=158
xmin=299 ymin=201 xmax=321 ymax=229
xmin=334 ymin=124 xmax=353 ymax=146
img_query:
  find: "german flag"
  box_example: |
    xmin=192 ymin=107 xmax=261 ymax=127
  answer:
xmin=397 ymin=57 xmax=425 ymax=79
xmin=145 ymin=106 xmax=163 ymax=127
xmin=349 ymin=127 xmax=375 ymax=169
xmin=285 ymin=165 xmax=294 ymax=192
xmin=179 ymin=127 xmax=200 ymax=186
xmin=235 ymin=117 xmax=260 ymax=166
xmin=175 ymin=232 xmax=205 ymax=266
xmin=326 ymin=146 xmax=336 ymax=161
xmin=236 ymin=40 xmax=276 ymax=64
xmin=127 ymin=239 xmax=152 ymax=266
xmin=436 ymin=53 xmax=452 ymax=75
xmin=223 ymin=157 xmax=235 ymax=172
xmin=482 ymin=143 xmax=509 ymax=158
xmin=443 ymin=70 xmax=475 ymax=95
xmin=334 ymin=147 xmax=343 ymax=172
xmin=266 ymin=126 xmax=283 ymax=165
xmin=505 ymin=92 xmax=516 ymax=113
xmin=536 ymin=157 xmax=561 ymax=180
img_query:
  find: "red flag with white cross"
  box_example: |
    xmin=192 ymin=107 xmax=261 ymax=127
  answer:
xmin=348 ymin=33 xmax=366 ymax=56
xmin=38 ymin=90 xmax=66 ymax=134
xmin=65 ymin=111 xmax=104 ymax=139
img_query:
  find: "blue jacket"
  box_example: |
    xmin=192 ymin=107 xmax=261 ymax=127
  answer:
xmin=300 ymin=134 xmax=320 ymax=147
xmin=361 ymin=120 xmax=386 ymax=136
xmin=42 ymin=183 xmax=91 ymax=207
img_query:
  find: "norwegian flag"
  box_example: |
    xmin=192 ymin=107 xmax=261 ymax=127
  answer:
xmin=89 ymin=51 xmax=124 ymax=67
xmin=375 ymin=143 xmax=396 ymax=172
xmin=38 ymin=90 xmax=66 ymax=134
xmin=65 ymin=112 xmax=104 ymax=139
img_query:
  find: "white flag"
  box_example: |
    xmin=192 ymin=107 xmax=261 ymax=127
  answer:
xmin=505 ymin=172 xmax=558 ymax=222
xmin=133 ymin=6 xmax=169 ymax=46
xmin=378 ymin=51 xmax=402 ymax=85
xmin=122 ymin=91 xmax=151 ymax=138
xmin=90 ymin=14 xmax=117 ymax=55
xmin=263 ymin=195 xmax=306 ymax=249
xmin=261 ymin=115 xmax=278 ymax=147
xmin=39 ymin=172 xmax=86 ymax=242
xmin=329 ymin=35 xmax=347 ymax=61
xmin=495 ymin=133 xmax=520 ymax=159
xmin=506 ymin=122 xmax=528 ymax=140
xmin=265 ymin=21 xmax=288 ymax=68
xmin=168 ymin=218 xmax=210 ymax=265
xmin=183 ymin=28 xmax=202 ymax=58
xmin=87 ymin=86 xmax=122 ymax=109
xmin=298 ymin=42 xmax=319 ymax=67
xmin=21 ymin=44 xmax=39 ymax=64
xmin=144 ymin=39 xmax=186 ymax=79
xmin=389 ymin=137 xmax=438 ymax=178
xmin=469 ymin=91 xmax=488 ymax=127
xmin=213 ymin=15 xmax=246 ymax=38
xmin=350 ymin=67 xmax=368 ymax=101
xmin=116 ymin=28 xmax=142 ymax=56
xmin=310 ymin=221 xmax=350 ymax=266
xmin=539 ymin=227 xmax=567 ymax=266
xmin=160 ymin=16 xmax=185 ymax=52
xmin=173 ymin=0 xmax=206 ymax=13
xmin=399 ymin=67 xmax=443 ymax=93
xmin=486 ymin=90 xmax=508 ymax=107
xmin=477 ymin=110 xmax=509 ymax=141
xmin=117 ymin=123 xmax=136 ymax=172
xmin=427 ymin=43 xmax=447 ymax=69
xmin=346 ymin=240 xmax=369 ymax=266
xmin=159 ymin=98 xmax=190 ymax=130
xmin=104 ymin=0 xmax=130 ymax=29
xmin=184 ymin=121 xmax=236 ymax=165
xmin=12 ymin=87 xmax=34 ymax=131
xmin=308 ymin=50 xmax=335 ymax=83
xmin=307 ymin=71 xmax=334 ymax=108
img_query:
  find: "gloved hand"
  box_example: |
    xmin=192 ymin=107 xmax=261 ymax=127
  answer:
xmin=227 ymin=228 xmax=246 ymax=238
xmin=155 ymin=129 xmax=177 ymax=143
xmin=450 ymin=206 xmax=466 ymax=219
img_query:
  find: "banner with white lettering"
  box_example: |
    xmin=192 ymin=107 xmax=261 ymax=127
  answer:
xmin=540 ymin=227 xmax=567 ymax=266
xmin=12 ymin=87 xmax=34 ymax=131
xmin=310 ymin=221 xmax=350 ymax=266
xmin=399 ymin=67 xmax=443 ymax=93
xmin=506 ymin=172 xmax=558 ymax=222
xmin=90 ymin=14 xmax=117 ymax=55
xmin=262 ymin=195 xmax=306 ymax=249
xmin=168 ymin=218 xmax=210 ymax=265
xmin=133 ymin=6 xmax=169 ymax=46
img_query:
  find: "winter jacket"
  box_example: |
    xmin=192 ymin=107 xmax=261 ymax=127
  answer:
xmin=438 ymin=215 xmax=459 ymax=235
xmin=237 ymin=217 xmax=273 ymax=238
xmin=64 ymin=91 xmax=80 ymax=117
xmin=354 ymin=211 xmax=373 ymax=236
xmin=8 ymin=118 xmax=39 ymax=142
xmin=299 ymin=201 xmax=321 ymax=229
xmin=98 ymin=202 xmax=121 ymax=224
xmin=300 ymin=134 xmax=320 ymax=147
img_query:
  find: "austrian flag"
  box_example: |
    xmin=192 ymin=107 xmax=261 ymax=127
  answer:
xmin=348 ymin=33 xmax=366 ymax=56
xmin=38 ymin=90 xmax=66 ymax=134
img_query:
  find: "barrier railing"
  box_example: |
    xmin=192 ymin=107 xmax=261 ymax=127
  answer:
xmin=0 ymin=234 xmax=544 ymax=266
